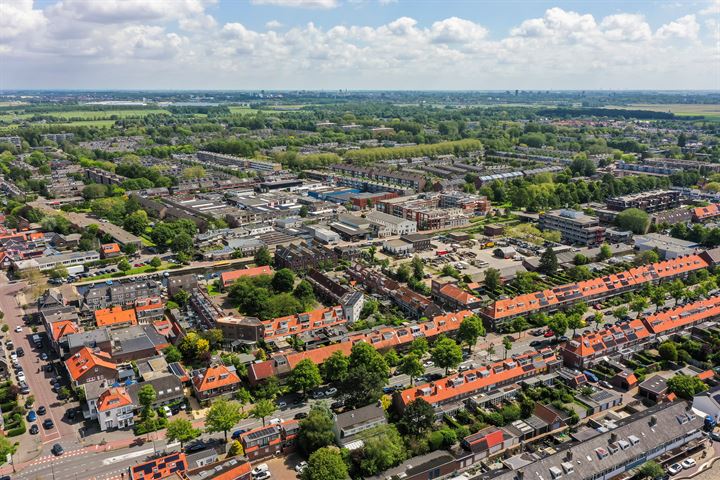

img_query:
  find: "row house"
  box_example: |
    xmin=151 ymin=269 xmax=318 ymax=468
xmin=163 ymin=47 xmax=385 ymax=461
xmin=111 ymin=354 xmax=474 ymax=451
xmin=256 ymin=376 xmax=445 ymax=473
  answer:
xmin=95 ymin=305 xmax=138 ymax=329
xmin=239 ymin=421 xmax=299 ymax=461
xmin=394 ymin=349 xmax=561 ymax=413
xmin=481 ymin=253 xmax=711 ymax=330
xmin=431 ymin=281 xmax=483 ymax=311
xmin=134 ymin=298 xmax=165 ymax=324
xmin=262 ymin=306 xmax=347 ymax=342
xmin=331 ymin=164 xmax=427 ymax=191
xmin=191 ymin=363 xmax=241 ymax=403
xmin=84 ymin=279 xmax=162 ymax=309
xmin=65 ymin=347 xmax=117 ymax=387
xmin=274 ymin=243 xmax=338 ymax=273
xmin=220 ymin=265 xmax=273 ymax=289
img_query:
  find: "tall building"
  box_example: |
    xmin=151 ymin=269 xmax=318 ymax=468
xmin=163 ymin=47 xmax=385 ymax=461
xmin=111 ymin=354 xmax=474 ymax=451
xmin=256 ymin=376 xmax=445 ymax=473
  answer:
xmin=539 ymin=209 xmax=605 ymax=246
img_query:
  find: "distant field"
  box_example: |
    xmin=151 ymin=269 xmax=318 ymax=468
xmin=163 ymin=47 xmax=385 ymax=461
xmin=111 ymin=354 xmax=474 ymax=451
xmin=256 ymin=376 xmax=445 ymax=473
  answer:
xmin=610 ymin=103 xmax=720 ymax=120
xmin=0 ymin=108 xmax=170 ymax=122
xmin=228 ymin=106 xmax=259 ymax=114
xmin=0 ymin=119 xmax=117 ymax=132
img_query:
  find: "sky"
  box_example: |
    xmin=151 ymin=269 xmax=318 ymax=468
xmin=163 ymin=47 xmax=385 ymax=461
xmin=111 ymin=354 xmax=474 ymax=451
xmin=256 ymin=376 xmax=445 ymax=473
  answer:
xmin=1 ymin=0 xmax=719 ymax=91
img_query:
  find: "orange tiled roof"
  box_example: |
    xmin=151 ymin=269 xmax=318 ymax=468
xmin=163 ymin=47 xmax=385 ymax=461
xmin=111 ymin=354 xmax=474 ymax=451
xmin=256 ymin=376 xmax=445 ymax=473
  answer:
xmin=285 ymin=341 xmax=354 ymax=369
xmin=130 ymin=453 xmax=187 ymax=480
xmin=65 ymin=347 xmax=116 ymax=381
xmin=483 ymin=254 xmax=709 ymax=320
xmin=263 ymin=306 xmax=346 ymax=340
xmin=693 ymin=204 xmax=720 ymax=220
xmin=563 ymin=319 xmax=651 ymax=359
xmin=212 ymin=461 xmax=252 ymax=480
xmin=95 ymin=306 xmax=137 ymax=328
xmin=192 ymin=364 xmax=241 ymax=392
xmin=697 ymin=370 xmax=714 ymax=381
xmin=51 ymin=320 xmax=80 ymax=341
xmin=101 ymin=243 xmax=121 ymax=254
xmin=642 ymin=295 xmax=720 ymax=334
xmin=397 ymin=349 xmax=558 ymax=408
xmin=97 ymin=386 xmax=133 ymax=412
xmin=438 ymin=283 xmax=481 ymax=305
xmin=221 ymin=266 xmax=273 ymax=286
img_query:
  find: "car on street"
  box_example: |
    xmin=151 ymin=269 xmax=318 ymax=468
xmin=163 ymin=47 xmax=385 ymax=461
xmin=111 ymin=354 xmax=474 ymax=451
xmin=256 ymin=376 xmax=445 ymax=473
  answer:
xmin=311 ymin=391 xmax=325 ymax=399
xmin=17 ymin=372 xmax=26 ymax=383
xmin=252 ymin=464 xmax=269 ymax=476
xmin=269 ymin=418 xmax=281 ymax=425
xmin=325 ymin=387 xmax=337 ymax=396
xmin=185 ymin=442 xmax=207 ymax=453
xmin=295 ymin=461 xmax=308 ymax=473
xmin=681 ymin=458 xmax=696 ymax=469
xmin=67 ymin=408 xmax=77 ymax=420
xmin=294 ymin=412 xmax=308 ymax=420
xmin=40 ymin=353 xmax=48 ymax=361
xmin=37 ymin=406 xmax=46 ymax=415
xmin=529 ymin=340 xmax=543 ymax=348
xmin=51 ymin=444 xmax=64 ymax=456
xmin=43 ymin=419 xmax=54 ymax=430
xmin=710 ymin=431 xmax=720 ymax=442
xmin=9 ymin=352 xmax=16 ymax=361
xmin=423 ymin=360 xmax=434 ymax=367
xmin=531 ymin=329 xmax=545 ymax=336
xmin=668 ymin=463 xmax=683 ymax=475
xmin=163 ymin=406 xmax=173 ymax=417
xmin=277 ymin=401 xmax=287 ymax=408
xmin=18 ymin=382 xmax=29 ymax=394
xmin=544 ymin=330 xmax=555 ymax=338
xmin=254 ymin=471 xmax=271 ymax=480
xmin=231 ymin=429 xmax=247 ymax=440
xmin=29 ymin=424 xmax=39 ymax=435
xmin=26 ymin=410 xmax=37 ymax=422
xmin=14 ymin=326 xmax=22 ymax=333
xmin=16 ymin=347 xmax=24 ymax=357
xmin=331 ymin=400 xmax=344 ymax=411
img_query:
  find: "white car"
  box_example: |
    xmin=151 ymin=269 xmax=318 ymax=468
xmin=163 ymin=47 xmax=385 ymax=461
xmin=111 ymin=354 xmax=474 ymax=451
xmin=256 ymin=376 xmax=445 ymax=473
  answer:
xmin=10 ymin=353 xmax=17 ymax=361
xmin=324 ymin=388 xmax=337 ymax=396
xmin=277 ymin=401 xmax=287 ymax=408
xmin=681 ymin=458 xmax=697 ymax=469
xmin=14 ymin=326 xmax=22 ymax=333
xmin=668 ymin=463 xmax=683 ymax=475
xmin=163 ymin=406 xmax=173 ymax=417
xmin=254 ymin=472 xmax=271 ymax=480
xmin=424 ymin=360 xmax=434 ymax=367
xmin=294 ymin=461 xmax=308 ymax=473
xmin=251 ymin=464 xmax=269 ymax=475
xmin=17 ymin=372 xmax=26 ymax=383
xmin=268 ymin=418 xmax=282 ymax=425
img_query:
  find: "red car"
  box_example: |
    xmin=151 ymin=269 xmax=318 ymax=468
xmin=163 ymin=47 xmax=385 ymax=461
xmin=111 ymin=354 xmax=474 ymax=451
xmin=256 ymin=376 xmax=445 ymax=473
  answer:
xmin=544 ymin=330 xmax=555 ymax=338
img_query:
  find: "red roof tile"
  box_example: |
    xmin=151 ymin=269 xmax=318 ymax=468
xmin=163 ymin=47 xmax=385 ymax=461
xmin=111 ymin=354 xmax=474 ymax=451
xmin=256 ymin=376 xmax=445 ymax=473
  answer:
xmin=221 ymin=266 xmax=273 ymax=286
xmin=95 ymin=306 xmax=137 ymax=328
xmin=192 ymin=364 xmax=241 ymax=392
xmin=65 ymin=347 xmax=116 ymax=382
xmin=97 ymin=386 xmax=133 ymax=412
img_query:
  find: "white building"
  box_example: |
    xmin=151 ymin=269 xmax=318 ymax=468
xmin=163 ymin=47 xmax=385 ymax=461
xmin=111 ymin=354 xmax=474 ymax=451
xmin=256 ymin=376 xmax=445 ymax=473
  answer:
xmin=366 ymin=211 xmax=417 ymax=236
xmin=341 ymin=291 xmax=365 ymax=324
xmin=90 ymin=386 xmax=135 ymax=431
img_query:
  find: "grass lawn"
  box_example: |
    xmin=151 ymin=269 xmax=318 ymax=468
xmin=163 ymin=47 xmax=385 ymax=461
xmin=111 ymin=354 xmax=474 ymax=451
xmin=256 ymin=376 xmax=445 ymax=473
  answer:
xmin=84 ymin=262 xmax=172 ymax=280
xmin=227 ymin=106 xmax=259 ymax=114
xmin=0 ymin=108 xmax=171 ymax=122
xmin=608 ymin=103 xmax=720 ymax=120
xmin=207 ymin=282 xmax=222 ymax=296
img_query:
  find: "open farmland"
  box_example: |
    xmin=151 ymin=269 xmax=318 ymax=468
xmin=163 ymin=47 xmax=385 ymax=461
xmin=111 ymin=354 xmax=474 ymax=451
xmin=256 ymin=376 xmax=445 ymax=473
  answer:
xmin=610 ymin=103 xmax=720 ymax=120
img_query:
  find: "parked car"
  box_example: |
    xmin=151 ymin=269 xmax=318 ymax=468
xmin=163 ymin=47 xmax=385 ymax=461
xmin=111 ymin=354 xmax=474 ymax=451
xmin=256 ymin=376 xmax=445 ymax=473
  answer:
xmin=253 ymin=471 xmax=271 ymax=480
xmin=14 ymin=326 xmax=22 ymax=333
xmin=324 ymin=388 xmax=337 ymax=396
xmin=268 ymin=418 xmax=281 ymax=425
xmin=529 ymin=340 xmax=543 ymax=348
xmin=681 ymin=458 xmax=696 ymax=469
xmin=40 ymin=353 xmax=48 ymax=361
xmin=277 ymin=401 xmax=287 ymax=409
xmin=668 ymin=463 xmax=683 ymax=475
xmin=185 ymin=442 xmax=206 ymax=453
xmin=51 ymin=444 xmax=64 ymax=456
xmin=43 ymin=419 xmax=54 ymax=430
xmin=295 ymin=461 xmax=308 ymax=473
xmin=231 ymin=429 xmax=247 ymax=440
xmin=293 ymin=412 xmax=308 ymax=420
xmin=16 ymin=347 xmax=24 ymax=357
xmin=29 ymin=424 xmax=39 ymax=435
xmin=163 ymin=406 xmax=173 ymax=417
xmin=583 ymin=371 xmax=599 ymax=383
xmin=544 ymin=330 xmax=555 ymax=338
xmin=37 ymin=406 xmax=46 ymax=415
xmin=26 ymin=410 xmax=37 ymax=422
xmin=251 ymin=464 xmax=269 ymax=476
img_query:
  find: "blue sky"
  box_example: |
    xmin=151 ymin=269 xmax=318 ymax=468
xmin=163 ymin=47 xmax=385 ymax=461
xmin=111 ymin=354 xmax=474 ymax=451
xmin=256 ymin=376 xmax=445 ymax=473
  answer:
xmin=1 ymin=0 xmax=718 ymax=90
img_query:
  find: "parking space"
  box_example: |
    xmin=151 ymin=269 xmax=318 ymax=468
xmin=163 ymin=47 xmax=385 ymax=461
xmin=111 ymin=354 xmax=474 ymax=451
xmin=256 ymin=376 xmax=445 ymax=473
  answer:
xmin=264 ymin=452 xmax=304 ymax=480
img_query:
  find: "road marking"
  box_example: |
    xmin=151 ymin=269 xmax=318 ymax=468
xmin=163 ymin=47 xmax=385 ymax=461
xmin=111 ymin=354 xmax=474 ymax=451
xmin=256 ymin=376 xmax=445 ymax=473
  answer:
xmin=101 ymin=442 xmax=179 ymax=465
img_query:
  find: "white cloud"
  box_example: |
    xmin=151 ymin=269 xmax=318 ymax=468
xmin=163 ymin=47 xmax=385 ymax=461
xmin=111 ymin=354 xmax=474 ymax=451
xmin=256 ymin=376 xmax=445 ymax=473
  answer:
xmin=250 ymin=0 xmax=339 ymax=8
xmin=266 ymin=20 xmax=283 ymax=29
xmin=0 ymin=0 xmax=46 ymax=42
xmin=656 ymin=14 xmax=700 ymax=40
xmin=600 ymin=14 xmax=652 ymax=42
xmin=430 ymin=17 xmax=488 ymax=44
xmin=700 ymin=0 xmax=720 ymax=15
xmin=46 ymin=0 xmax=216 ymax=25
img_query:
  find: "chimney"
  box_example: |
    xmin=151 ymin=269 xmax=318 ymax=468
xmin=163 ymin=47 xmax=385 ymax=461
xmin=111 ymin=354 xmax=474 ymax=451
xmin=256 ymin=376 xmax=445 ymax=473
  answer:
xmin=650 ymin=415 xmax=657 ymax=427
xmin=609 ymin=433 xmax=617 ymax=444
xmin=516 ymin=472 xmax=524 ymax=480
xmin=565 ymin=450 xmax=573 ymax=461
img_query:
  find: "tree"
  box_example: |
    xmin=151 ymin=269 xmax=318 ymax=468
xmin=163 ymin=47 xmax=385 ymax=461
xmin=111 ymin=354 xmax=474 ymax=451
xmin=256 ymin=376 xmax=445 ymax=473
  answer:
xmin=298 ymin=405 xmax=336 ymax=456
xmin=49 ymin=265 xmax=68 ymax=280
xmin=322 ymin=351 xmax=349 ymax=384
xmin=567 ymin=314 xmax=584 ymax=337
xmin=0 ymin=436 xmax=17 ymax=462
xmin=502 ymin=336 xmax=512 ymax=359
xmin=669 ymin=279 xmax=686 ymax=305
xmin=299 ymin=205 xmax=309 ymax=218
xmin=410 ymin=256 xmax=424 ymax=280
xmin=227 ymin=440 xmax=244 ymax=457
xmin=250 ymin=399 xmax=276 ymax=426
xmin=165 ymin=418 xmax=200 ymax=448
xmin=150 ymin=223 xmax=175 ymax=251
xmin=409 ymin=337 xmax=429 ymax=357
xmin=123 ymin=209 xmax=149 ymax=235
xmin=613 ymin=306 xmax=629 ymax=320
xmin=547 ymin=313 xmax=568 ymax=340
xmin=395 ymin=263 xmax=412 ymax=283
xmin=254 ymin=246 xmax=272 ymax=266
xmin=341 ymin=342 xmax=389 ymax=408
xmin=658 ymin=342 xmax=678 ymax=362
xmin=573 ymin=253 xmax=588 ymax=265
xmin=597 ymin=243 xmax=613 ymax=261
xmin=570 ymin=156 xmax=596 ymax=177
xmin=635 ymin=250 xmax=659 ymax=266
xmin=616 ymin=208 xmax=650 ymax=234
xmin=483 ymin=267 xmax=501 ymax=292
xmin=457 ymin=315 xmax=486 ymax=352
xmin=205 ymin=400 xmax=243 ymax=441
xmin=82 ymin=183 xmax=108 ymax=199
xmin=293 ymin=280 xmax=315 ymax=306
xmin=398 ymin=398 xmax=434 ymax=436
xmin=123 ymin=243 xmax=138 ymax=256
xmin=149 ymin=256 xmax=162 ymax=268
xmin=302 ymin=447 xmax=349 ymax=480
xmin=539 ymin=247 xmax=558 ymax=275
xmin=593 ymin=311 xmax=604 ymax=328
xmin=630 ymin=296 xmax=649 ymax=318
xmin=272 ymin=268 xmax=295 ymax=293
xmin=358 ymin=425 xmax=406 ymax=477
xmin=651 ymin=289 xmax=666 ymax=312
xmin=399 ymin=353 xmax=424 ymax=386
xmin=163 ymin=345 xmax=182 ymax=363
xmin=137 ymin=384 xmax=157 ymax=415
xmin=638 ymin=461 xmax=664 ymax=479
xmin=431 ymin=337 xmax=463 ymax=374
xmin=384 ymin=349 xmax=400 ymax=367
xmin=173 ymin=289 xmax=191 ymax=306
xmin=289 ymin=359 xmax=322 ymax=397
xmin=666 ymin=374 xmax=708 ymax=399
xmin=182 ymin=165 xmax=206 ymax=179
xmin=118 ymin=259 xmax=131 ymax=272
xmin=171 ymin=232 xmax=194 ymax=255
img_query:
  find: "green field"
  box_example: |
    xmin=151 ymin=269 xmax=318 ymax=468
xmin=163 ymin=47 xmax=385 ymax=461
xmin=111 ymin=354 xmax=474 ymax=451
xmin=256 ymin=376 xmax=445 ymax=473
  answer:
xmin=609 ymin=103 xmax=720 ymax=120
xmin=228 ymin=106 xmax=259 ymax=114
xmin=0 ymin=108 xmax=171 ymax=122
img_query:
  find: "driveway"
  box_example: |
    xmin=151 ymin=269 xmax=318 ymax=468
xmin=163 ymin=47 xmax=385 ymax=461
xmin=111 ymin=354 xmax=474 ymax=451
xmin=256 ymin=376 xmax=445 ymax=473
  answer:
xmin=265 ymin=452 xmax=304 ymax=480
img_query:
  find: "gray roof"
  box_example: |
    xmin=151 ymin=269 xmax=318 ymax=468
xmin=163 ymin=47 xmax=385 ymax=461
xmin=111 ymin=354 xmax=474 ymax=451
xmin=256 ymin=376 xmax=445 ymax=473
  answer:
xmin=66 ymin=328 xmax=111 ymax=349
xmin=474 ymin=402 xmax=703 ymax=480
xmin=367 ymin=450 xmax=456 ymax=480
xmin=334 ymin=404 xmax=385 ymax=430
xmin=128 ymin=374 xmax=184 ymax=405
xmin=639 ymin=375 xmax=668 ymax=394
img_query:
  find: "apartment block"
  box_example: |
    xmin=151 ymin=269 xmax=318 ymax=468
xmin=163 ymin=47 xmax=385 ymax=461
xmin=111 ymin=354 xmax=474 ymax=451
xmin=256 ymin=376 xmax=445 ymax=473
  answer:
xmin=539 ymin=209 xmax=605 ymax=246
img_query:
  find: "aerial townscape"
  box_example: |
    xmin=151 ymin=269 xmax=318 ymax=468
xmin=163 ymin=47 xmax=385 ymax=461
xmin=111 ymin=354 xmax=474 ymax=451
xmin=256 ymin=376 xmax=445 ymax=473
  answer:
xmin=0 ymin=1 xmax=719 ymax=480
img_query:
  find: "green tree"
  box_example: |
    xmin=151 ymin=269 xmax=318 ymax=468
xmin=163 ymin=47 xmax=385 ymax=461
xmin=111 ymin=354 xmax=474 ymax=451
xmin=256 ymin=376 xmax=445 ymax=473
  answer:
xmin=82 ymin=183 xmax=108 ymax=199
xmin=0 ymin=436 xmax=17 ymax=462
xmin=289 ymin=359 xmax=322 ymax=397
xmin=358 ymin=425 xmax=406 ymax=477
xmin=567 ymin=314 xmax=584 ymax=337
xmin=302 ymin=447 xmax=349 ymax=480
xmin=137 ymin=384 xmax=157 ymax=415
xmin=597 ymin=243 xmax=613 ymax=261
xmin=298 ymin=405 xmax=336 ymax=456
xmin=227 ymin=440 xmax=244 ymax=457
xmin=399 ymin=353 xmax=424 ymax=386
xmin=638 ymin=461 xmax=664 ymax=479
xmin=635 ymin=250 xmax=659 ymax=265
xmin=173 ymin=289 xmax=191 ymax=306
xmin=616 ymin=208 xmax=650 ymax=234
xmin=171 ymin=232 xmax=194 ymax=254
xmin=123 ymin=209 xmax=149 ymax=235
xmin=666 ymin=374 xmax=708 ymax=399
xmin=410 ymin=256 xmax=424 ymax=280
xmin=322 ymin=351 xmax=349 ymax=384
xmin=165 ymin=418 xmax=200 ymax=448
xmin=49 ymin=265 xmax=68 ymax=279
xmin=593 ymin=311 xmax=604 ymax=328
xmin=613 ymin=306 xmax=629 ymax=320
xmin=502 ymin=336 xmax=513 ymax=359
xmin=651 ymin=289 xmax=666 ymax=312
xmin=293 ymin=280 xmax=315 ymax=306
xmin=483 ymin=267 xmax=501 ymax=292
xmin=431 ymin=337 xmax=463 ymax=374
xmin=272 ymin=268 xmax=295 ymax=293
xmin=299 ymin=205 xmax=309 ymax=218
xmin=123 ymin=243 xmax=138 ymax=256
xmin=398 ymin=398 xmax=434 ymax=436
xmin=342 ymin=342 xmax=389 ymax=408
xmin=384 ymin=349 xmax=400 ymax=367
xmin=630 ymin=296 xmax=649 ymax=318
xmin=658 ymin=342 xmax=678 ymax=362
xmin=254 ymin=246 xmax=272 ymax=266
xmin=539 ymin=247 xmax=558 ymax=275
xmin=547 ymin=313 xmax=568 ymax=340
xmin=150 ymin=223 xmax=175 ymax=251
xmin=205 ymin=400 xmax=243 ymax=441
xmin=250 ymin=398 xmax=276 ymax=426
xmin=149 ymin=256 xmax=162 ymax=268
xmin=409 ymin=337 xmax=429 ymax=357
xmin=118 ymin=259 xmax=131 ymax=272
xmin=669 ymin=279 xmax=686 ymax=305
xmin=396 ymin=263 xmax=412 ymax=283
xmin=457 ymin=315 xmax=486 ymax=352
